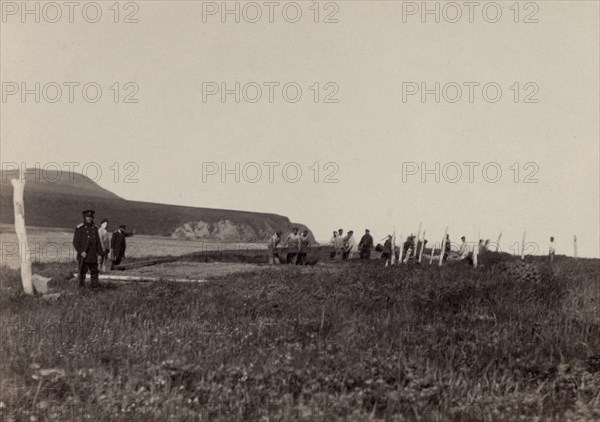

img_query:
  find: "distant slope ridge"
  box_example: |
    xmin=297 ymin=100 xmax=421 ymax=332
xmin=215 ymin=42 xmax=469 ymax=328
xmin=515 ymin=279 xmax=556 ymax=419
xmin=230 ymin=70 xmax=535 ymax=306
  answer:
xmin=0 ymin=169 xmax=313 ymax=241
xmin=1 ymin=168 xmax=121 ymax=199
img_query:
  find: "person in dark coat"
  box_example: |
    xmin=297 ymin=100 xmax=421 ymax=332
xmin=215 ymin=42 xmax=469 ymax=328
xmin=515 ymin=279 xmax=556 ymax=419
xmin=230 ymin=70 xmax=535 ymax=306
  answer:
xmin=72 ymin=209 xmax=101 ymax=287
xmin=110 ymin=225 xmax=134 ymax=269
xmin=381 ymin=235 xmax=392 ymax=261
xmin=297 ymin=230 xmax=311 ymax=265
xmin=358 ymin=229 xmax=374 ymax=259
xmin=403 ymin=235 xmax=416 ymax=258
xmin=284 ymin=227 xmax=301 ymax=264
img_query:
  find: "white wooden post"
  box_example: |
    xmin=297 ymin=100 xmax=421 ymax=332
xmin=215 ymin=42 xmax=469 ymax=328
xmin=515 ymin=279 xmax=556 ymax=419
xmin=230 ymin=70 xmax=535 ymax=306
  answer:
xmin=496 ymin=232 xmax=502 ymax=252
xmin=439 ymin=227 xmax=448 ymax=267
xmin=429 ymin=242 xmax=435 ymax=265
xmin=473 ymin=241 xmax=479 ymax=268
xmin=411 ymin=222 xmax=422 ymax=262
xmin=390 ymin=231 xmax=397 ymax=265
xmin=521 ymin=231 xmax=526 ymax=260
xmin=11 ymin=176 xmax=34 ymax=294
xmin=418 ymin=230 xmax=426 ymax=263
xmin=396 ymin=232 xmax=403 ymax=265
xmin=574 ymin=235 xmax=578 ymax=259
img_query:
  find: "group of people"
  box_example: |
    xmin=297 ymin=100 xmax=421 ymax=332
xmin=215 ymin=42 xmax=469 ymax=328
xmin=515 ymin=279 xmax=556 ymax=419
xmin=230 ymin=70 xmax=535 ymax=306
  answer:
xmin=380 ymin=234 xmax=557 ymax=265
xmin=74 ymin=210 xmax=560 ymax=286
xmin=325 ymin=230 xmax=518 ymax=265
xmin=268 ymin=227 xmax=312 ymax=265
xmin=370 ymin=233 xmax=491 ymax=266
xmin=73 ymin=209 xmax=134 ymax=287
xmin=330 ymin=229 xmax=375 ymax=260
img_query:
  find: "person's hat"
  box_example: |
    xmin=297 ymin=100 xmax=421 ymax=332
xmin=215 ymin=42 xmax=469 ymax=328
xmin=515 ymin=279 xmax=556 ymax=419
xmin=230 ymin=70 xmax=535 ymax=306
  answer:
xmin=82 ymin=209 xmax=95 ymax=217
xmin=119 ymin=224 xmax=126 ymax=229
xmin=100 ymin=218 xmax=109 ymax=224
xmin=461 ymin=236 xmax=466 ymax=240
xmin=365 ymin=229 xmax=370 ymax=232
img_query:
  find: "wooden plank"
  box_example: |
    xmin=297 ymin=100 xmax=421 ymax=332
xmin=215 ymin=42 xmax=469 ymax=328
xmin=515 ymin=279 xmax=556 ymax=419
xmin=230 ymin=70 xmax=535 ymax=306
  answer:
xmin=75 ymin=273 xmax=208 ymax=283
xmin=112 ymin=256 xmax=180 ymax=271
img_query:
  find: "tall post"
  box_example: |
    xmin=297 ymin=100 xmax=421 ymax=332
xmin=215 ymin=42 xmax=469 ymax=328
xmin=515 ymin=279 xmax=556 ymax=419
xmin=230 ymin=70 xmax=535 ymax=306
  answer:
xmin=439 ymin=226 xmax=448 ymax=267
xmin=11 ymin=175 xmax=34 ymax=294
xmin=395 ymin=232 xmax=402 ymax=265
xmin=390 ymin=231 xmax=396 ymax=265
xmin=574 ymin=235 xmax=578 ymax=259
xmin=429 ymin=242 xmax=435 ymax=265
xmin=418 ymin=230 xmax=426 ymax=263
xmin=473 ymin=240 xmax=479 ymax=268
xmin=521 ymin=231 xmax=526 ymax=260
xmin=412 ymin=222 xmax=422 ymax=262
xmin=496 ymin=232 xmax=502 ymax=252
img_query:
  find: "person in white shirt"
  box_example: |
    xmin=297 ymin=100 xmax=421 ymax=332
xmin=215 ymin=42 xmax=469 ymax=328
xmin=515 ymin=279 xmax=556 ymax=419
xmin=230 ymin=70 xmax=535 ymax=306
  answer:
xmin=268 ymin=231 xmax=282 ymax=264
xmin=285 ymin=228 xmax=301 ymax=264
xmin=344 ymin=230 xmax=357 ymax=259
xmin=458 ymin=236 xmax=470 ymax=260
xmin=334 ymin=229 xmax=345 ymax=260
xmin=329 ymin=231 xmax=338 ymax=259
xmin=549 ymin=236 xmax=556 ymax=263
xmin=97 ymin=219 xmax=110 ymax=272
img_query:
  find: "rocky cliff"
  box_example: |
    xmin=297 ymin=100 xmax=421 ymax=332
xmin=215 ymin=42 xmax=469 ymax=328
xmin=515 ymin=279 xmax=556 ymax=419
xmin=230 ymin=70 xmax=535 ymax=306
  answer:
xmin=0 ymin=169 xmax=314 ymax=242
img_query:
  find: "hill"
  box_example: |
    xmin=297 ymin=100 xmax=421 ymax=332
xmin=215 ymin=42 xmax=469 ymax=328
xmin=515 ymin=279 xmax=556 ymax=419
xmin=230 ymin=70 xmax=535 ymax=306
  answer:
xmin=0 ymin=169 xmax=313 ymax=241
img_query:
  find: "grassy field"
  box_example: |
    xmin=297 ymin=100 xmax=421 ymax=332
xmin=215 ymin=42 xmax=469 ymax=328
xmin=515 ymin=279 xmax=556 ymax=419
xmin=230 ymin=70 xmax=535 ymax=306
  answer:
xmin=1 ymin=253 xmax=599 ymax=421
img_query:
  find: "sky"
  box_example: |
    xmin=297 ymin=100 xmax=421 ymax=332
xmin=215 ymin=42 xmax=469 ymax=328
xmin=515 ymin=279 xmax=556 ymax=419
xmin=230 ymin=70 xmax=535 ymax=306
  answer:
xmin=1 ymin=1 xmax=599 ymax=257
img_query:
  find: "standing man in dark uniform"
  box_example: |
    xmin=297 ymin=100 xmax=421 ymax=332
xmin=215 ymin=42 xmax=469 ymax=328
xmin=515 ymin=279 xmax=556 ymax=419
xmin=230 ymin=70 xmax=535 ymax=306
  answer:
xmin=73 ymin=209 xmax=101 ymax=288
xmin=110 ymin=225 xmax=134 ymax=269
xmin=358 ymin=229 xmax=374 ymax=259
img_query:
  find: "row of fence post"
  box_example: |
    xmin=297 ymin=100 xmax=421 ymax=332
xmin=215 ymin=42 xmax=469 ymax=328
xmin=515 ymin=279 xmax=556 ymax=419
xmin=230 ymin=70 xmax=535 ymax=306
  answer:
xmin=387 ymin=224 xmax=579 ymax=268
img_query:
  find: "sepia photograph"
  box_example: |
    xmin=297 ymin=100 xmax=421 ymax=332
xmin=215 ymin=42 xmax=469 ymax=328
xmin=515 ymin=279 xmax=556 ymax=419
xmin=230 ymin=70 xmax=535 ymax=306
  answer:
xmin=1 ymin=1 xmax=599 ymax=420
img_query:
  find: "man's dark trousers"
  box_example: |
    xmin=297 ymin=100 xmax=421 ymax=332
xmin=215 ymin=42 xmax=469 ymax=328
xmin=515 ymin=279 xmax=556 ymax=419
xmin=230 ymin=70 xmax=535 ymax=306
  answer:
xmin=111 ymin=255 xmax=124 ymax=269
xmin=79 ymin=258 xmax=99 ymax=287
xmin=360 ymin=249 xmax=371 ymax=259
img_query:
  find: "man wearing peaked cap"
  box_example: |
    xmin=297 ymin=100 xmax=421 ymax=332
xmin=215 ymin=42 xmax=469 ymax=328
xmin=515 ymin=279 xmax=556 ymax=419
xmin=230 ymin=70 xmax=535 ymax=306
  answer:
xmin=110 ymin=224 xmax=134 ymax=269
xmin=73 ymin=209 xmax=101 ymax=288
